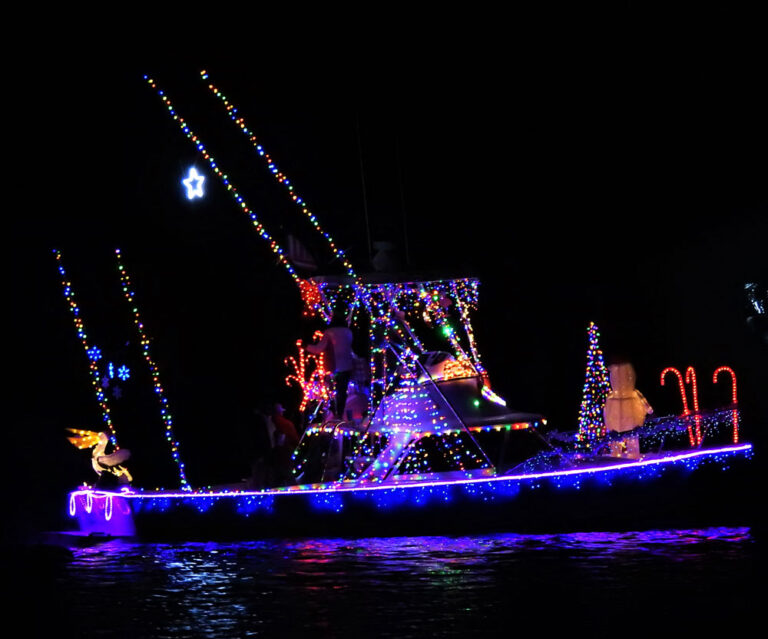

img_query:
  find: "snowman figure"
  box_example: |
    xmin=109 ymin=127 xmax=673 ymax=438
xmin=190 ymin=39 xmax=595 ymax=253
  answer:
xmin=603 ymin=362 xmax=653 ymax=459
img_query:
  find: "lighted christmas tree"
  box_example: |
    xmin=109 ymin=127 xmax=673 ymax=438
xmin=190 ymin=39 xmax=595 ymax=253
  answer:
xmin=576 ymin=322 xmax=611 ymax=451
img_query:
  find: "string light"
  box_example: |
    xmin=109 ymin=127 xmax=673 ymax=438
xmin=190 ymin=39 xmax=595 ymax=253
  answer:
xmin=54 ymin=249 xmax=119 ymax=447
xmin=685 ymin=366 xmax=702 ymax=446
xmin=144 ymin=75 xmax=301 ymax=286
xmin=115 ymin=248 xmax=191 ymax=491
xmin=661 ymin=367 xmax=694 ymax=446
xmin=149 ymin=74 xmax=490 ymax=417
xmin=201 ymin=69 xmax=360 ymax=284
xmin=713 ymin=366 xmax=739 ymax=443
xmin=576 ymin=323 xmax=611 ymax=450
xmin=68 ymin=442 xmax=753 ymax=535
xmin=713 ymin=366 xmax=737 ymax=405
xmin=660 ymin=367 xmax=690 ymax=414
xmin=284 ymin=331 xmax=331 ymax=411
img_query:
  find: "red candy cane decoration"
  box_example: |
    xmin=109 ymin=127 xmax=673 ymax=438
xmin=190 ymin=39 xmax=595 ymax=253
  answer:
xmin=713 ymin=366 xmax=739 ymax=442
xmin=661 ymin=367 xmax=694 ymax=446
xmin=685 ymin=366 xmax=702 ymax=445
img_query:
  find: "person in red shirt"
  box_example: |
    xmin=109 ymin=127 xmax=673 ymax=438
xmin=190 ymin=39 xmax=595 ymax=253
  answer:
xmin=269 ymin=403 xmax=300 ymax=486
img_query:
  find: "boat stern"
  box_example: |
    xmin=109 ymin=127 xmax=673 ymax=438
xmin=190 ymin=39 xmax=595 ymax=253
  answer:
xmin=68 ymin=489 xmax=136 ymax=537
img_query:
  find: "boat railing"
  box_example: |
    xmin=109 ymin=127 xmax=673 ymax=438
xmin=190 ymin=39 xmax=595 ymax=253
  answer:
xmin=538 ymin=406 xmax=742 ymax=464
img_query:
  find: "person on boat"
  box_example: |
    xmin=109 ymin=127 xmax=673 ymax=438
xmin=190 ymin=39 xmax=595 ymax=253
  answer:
xmin=307 ymin=310 xmax=355 ymax=420
xmin=603 ymin=361 xmax=653 ymax=459
xmin=267 ymin=402 xmax=300 ymax=486
xmin=246 ymin=406 xmax=273 ymax=489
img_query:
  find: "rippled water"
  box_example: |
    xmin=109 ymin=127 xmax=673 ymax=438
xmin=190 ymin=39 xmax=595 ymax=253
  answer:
xmin=17 ymin=527 xmax=757 ymax=637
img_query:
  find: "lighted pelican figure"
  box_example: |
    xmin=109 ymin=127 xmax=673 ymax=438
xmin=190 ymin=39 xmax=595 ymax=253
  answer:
xmin=67 ymin=429 xmax=133 ymax=485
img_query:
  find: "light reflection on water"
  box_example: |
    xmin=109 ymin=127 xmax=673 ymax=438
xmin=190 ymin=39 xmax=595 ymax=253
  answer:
xmin=45 ymin=527 xmax=755 ymax=637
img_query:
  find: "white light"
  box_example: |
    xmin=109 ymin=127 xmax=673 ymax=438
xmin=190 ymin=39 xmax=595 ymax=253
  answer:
xmin=182 ymin=167 xmax=205 ymax=199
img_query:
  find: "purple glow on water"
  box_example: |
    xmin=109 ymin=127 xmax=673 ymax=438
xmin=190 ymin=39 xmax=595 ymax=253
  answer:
xmin=41 ymin=527 xmax=755 ymax=637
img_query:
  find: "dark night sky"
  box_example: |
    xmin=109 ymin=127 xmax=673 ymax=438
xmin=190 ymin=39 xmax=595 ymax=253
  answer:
xmin=9 ymin=10 xmax=767 ymax=529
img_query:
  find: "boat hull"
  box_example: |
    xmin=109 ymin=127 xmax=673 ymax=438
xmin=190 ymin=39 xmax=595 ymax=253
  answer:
xmin=67 ymin=444 xmax=755 ymax=540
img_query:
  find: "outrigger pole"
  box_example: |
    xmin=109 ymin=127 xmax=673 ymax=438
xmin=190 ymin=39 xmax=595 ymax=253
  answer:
xmin=54 ymin=250 xmax=121 ymax=448
xmin=199 ymin=71 xmax=490 ymax=388
xmin=146 ymin=72 xmax=487 ymax=420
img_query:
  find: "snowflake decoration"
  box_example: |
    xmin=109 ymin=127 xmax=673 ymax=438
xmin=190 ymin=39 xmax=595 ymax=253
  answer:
xmin=117 ymin=365 xmax=131 ymax=381
xmin=87 ymin=346 xmax=102 ymax=361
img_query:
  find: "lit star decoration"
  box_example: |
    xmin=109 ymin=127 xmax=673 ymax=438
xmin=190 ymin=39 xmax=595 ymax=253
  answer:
xmin=149 ymin=76 xmax=475 ymax=402
xmin=182 ymin=167 xmax=205 ymax=199
xmin=144 ymin=75 xmax=300 ymax=286
xmin=148 ymin=75 xmax=497 ymax=420
xmin=54 ymin=250 xmax=119 ymax=447
xmin=115 ymin=248 xmax=190 ymax=491
xmin=576 ymin=322 xmax=611 ymax=450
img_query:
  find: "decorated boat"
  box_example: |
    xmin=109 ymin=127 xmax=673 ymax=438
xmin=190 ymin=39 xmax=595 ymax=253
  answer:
xmin=60 ymin=71 xmax=755 ymax=540
xmin=64 ymin=273 xmax=754 ymax=540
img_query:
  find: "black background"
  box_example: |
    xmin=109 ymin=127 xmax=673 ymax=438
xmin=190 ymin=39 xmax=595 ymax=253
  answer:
xmin=9 ymin=7 xmax=766 ymax=537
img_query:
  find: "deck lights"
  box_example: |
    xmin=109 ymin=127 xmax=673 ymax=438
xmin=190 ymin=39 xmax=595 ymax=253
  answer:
xmin=69 ymin=442 xmax=752 ymax=527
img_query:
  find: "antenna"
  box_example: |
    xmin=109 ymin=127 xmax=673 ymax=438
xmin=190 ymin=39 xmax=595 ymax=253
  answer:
xmin=355 ymin=114 xmax=373 ymax=265
xmin=395 ymin=133 xmax=411 ymax=267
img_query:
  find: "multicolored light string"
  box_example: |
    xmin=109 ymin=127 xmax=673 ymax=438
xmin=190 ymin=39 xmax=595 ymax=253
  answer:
xmin=115 ymin=249 xmax=191 ymax=491
xmin=200 ymin=69 xmax=360 ymax=287
xmin=575 ymin=322 xmax=611 ymax=450
xmin=54 ymin=250 xmax=119 ymax=447
xmin=148 ymin=75 xmax=489 ymax=419
xmin=144 ymin=75 xmax=301 ymax=286
xmin=147 ymin=74 xmax=425 ymax=412
xmin=450 ymin=279 xmax=485 ymax=374
xmin=419 ymin=287 xmax=486 ymax=381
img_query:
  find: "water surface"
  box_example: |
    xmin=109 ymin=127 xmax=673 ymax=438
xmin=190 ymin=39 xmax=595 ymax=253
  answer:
xmin=20 ymin=527 xmax=756 ymax=637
